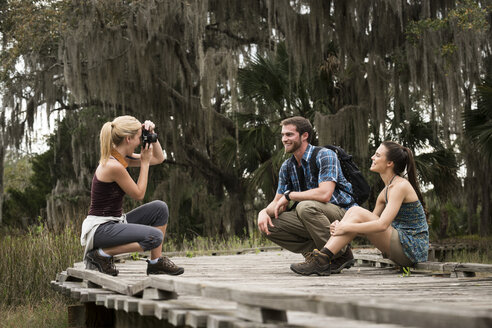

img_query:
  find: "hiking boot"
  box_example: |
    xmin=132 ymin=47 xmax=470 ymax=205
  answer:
xmin=301 ymin=251 xmax=314 ymax=260
xmin=331 ymin=246 xmax=355 ymax=274
xmin=147 ymin=257 xmax=184 ymax=275
xmin=290 ymin=249 xmax=331 ymax=276
xmin=290 ymin=251 xmax=314 ymax=269
xmin=85 ymin=249 xmax=119 ymax=276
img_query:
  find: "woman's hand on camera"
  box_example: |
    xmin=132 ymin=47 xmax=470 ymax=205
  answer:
xmin=143 ymin=120 xmax=155 ymax=132
xmin=140 ymin=143 xmax=153 ymax=164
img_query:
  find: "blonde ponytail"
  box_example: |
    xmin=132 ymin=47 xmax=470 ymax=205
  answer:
xmin=99 ymin=122 xmax=114 ymax=164
xmin=99 ymin=116 xmax=142 ymax=165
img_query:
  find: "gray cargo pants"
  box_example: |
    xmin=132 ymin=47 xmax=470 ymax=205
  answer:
xmin=93 ymin=200 xmax=169 ymax=251
xmin=265 ymin=200 xmax=347 ymax=255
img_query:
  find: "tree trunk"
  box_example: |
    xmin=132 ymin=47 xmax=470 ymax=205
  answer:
xmin=480 ymin=171 xmax=491 ymax=236
xmin=464 ymin=176 xmax=478 ymax=234
xmin=440 ymin=208 xmax=448 ymax=239
xmin=0 ymin=134 xmax=4 ymax=225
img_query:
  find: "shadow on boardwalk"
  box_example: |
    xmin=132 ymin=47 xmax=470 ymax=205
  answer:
xmin=52 ymin=249 xmax=492 ymax=328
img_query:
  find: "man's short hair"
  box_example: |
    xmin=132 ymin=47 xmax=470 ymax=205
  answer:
xmin=281 ymin=116 xmax=313 ymax=142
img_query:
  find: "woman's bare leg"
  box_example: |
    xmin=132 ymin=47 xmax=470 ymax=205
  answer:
xmin=103 ymin=242 xmax=143 ymax=256
xmin=150 ymin=224 xmax=167 ymax=259
xmin=325 ymin=206 xmax=392 ymax=255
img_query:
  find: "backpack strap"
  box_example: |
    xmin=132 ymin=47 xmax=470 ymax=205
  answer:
xmin=312 ymin=145 xmax=356 ymax=206
xmin=308 ymin=146 xmax=322 ymax=186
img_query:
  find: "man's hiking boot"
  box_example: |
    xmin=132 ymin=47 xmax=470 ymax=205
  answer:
xmin=290 ymin=249 xmax=331 ymax=276
xmin=330 ymin=246 xmax=355 ymax=274
xmin=293 ymin=251 xmax=314 ymax=268
xmin=85 ymin=249 xmax=119 ymax=276
xmin=147 ymin=256 xmax=184 ymax=275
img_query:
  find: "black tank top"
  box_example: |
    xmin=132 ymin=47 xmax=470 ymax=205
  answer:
xmin=88 ymin=174 xmax=125 ymax=217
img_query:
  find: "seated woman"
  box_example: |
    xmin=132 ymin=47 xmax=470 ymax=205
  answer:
xmin=291 ymin=141 xmax=429 ymax=276
xmin=80 ymin=115 xmax=183 ymax=276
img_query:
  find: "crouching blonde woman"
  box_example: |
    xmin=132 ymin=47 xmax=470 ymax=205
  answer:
xmin=80 ymin=115 xmax=183 ymax=276
xmin=291 ymin=141 xmax=429 ymax=276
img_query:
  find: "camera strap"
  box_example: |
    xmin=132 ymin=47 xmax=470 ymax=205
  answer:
xmin=110 ymin=149 xmax=128 ymax=168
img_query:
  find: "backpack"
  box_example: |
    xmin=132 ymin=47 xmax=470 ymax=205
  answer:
xmin=310 ymin=145 xmax=371 ymax=205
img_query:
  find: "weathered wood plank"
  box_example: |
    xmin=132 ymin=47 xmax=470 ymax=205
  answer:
xmin=207 ymin=314 xmax=239 ymax=328
xmin=355 ymin=253 xmax=492 ymax=274
xmin=168 ymin=309 xmax=187 ymax=326
xmin=137 ymin=300 xmax=158 ymax=316
xmin=185 ymin=310 xmax=237 ymax=328
xmin=236 ymin=303 xmax=287 ymax=323
xmin=142 ymin=287 xmax=177 ymax=300
xmin=66 ymin=267 xmax=151 ymax=295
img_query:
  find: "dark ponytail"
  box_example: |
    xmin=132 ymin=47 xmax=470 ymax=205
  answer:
xmin=382 ymin=141 xmax=428 ymax=220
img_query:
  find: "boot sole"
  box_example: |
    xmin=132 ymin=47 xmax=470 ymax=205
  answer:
xmin=331 ymin=259 xmax=356 ymax=274
xmin=86 ymin=253 xmax=119 ymax=276
xmin=290 ymin=265 xmax=331 ymax=276
xmin=147 ymin=267 xmax=185 ymax=276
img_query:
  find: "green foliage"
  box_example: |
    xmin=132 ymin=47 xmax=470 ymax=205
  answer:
xmin=3 ymin=148 xmax=55 ymax=227
xmin=428 ymin=200 xmax=469 ymax=240
xmin=385 ymin=108 xmax=460 ymax=203
xmin=2 ymin=113 xmax=77 ymax=227
xmin=238 ymin=42 xmax=337 ymax=119
xmin=405 ymin=0 xmax=489 ymax=44
xmin=3 ymin=153 xmax=32 ymax=192
xmin=0 ymin=0 xmax=71 ymax=80
xmin=448 ymin=0 xmax=490 ymax=31
xmin=464 ymin=71 xmax=492 ymax=162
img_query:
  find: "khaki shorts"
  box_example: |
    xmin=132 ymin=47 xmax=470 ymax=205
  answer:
xmin=383 ymin=228 xmax=414 ymax=267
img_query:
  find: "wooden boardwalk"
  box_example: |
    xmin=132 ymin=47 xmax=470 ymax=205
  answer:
xmin=52 ymin=249 xmax=492 ymax=328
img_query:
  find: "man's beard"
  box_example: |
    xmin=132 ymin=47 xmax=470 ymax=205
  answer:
xmin=285 ymin=139 xmax=302 ymax=154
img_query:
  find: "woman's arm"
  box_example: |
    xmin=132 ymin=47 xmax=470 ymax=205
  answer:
xmin=372 ymin=190 xmax=386 ymax=216
xmin=127 ymin=120 xmax=165 ymax=167
xmin=333 ymin=184 xmax=406 ymax=235
xmin=107 ymin=146 xmax=153 ymax=200
xmin=126 ymin=140 xmax=165 ymax=167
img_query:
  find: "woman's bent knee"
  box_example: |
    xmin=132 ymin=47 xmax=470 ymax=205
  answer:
xmin=345 ymin=206 xmax=366 ymax=216
xmin=151 ymin=200 xmax=169 ymax=226
xmin=141 ymin=228 xmax=164 ymax=250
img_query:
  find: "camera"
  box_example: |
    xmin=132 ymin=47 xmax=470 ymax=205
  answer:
xmin=141 ymin=128 xmax=158 ymax=147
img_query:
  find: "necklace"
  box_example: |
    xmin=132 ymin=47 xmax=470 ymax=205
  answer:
xmin=110 ymin=149 xmax=128 ymax=168
xmin=387 ymin=174 xmax=397 ymax=186
xmin=384 ymin=174 xmax=398 ymax=203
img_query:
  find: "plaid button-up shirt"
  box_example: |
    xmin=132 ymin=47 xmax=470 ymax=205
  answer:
xmin=276 ymin=144 xmax=356 ymax=208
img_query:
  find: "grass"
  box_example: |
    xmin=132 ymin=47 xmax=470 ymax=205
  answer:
xmin=0 ymin=222 xmax=81 ymax=328
xmin=445 ymin=249 xmax=492 ymax=264
xmin=0 ymin=223 xmax=82 ymax=306
xmin=435 ymin=235 xmax=492 ymax=264
xmin=0 ymin=295 xmax=70 ymax=328
xmin=161 ymin=232 xmax=275 ymax=257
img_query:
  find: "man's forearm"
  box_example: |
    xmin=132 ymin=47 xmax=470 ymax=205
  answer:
xmin=288 ymin=188 xmax=331 ymax=203
xmin=263 ymin=205 xmax=275 ymax=218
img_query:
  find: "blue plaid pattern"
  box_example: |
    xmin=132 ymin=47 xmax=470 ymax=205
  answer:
xmin=276 ymin=144 xmax=356 ymax=208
